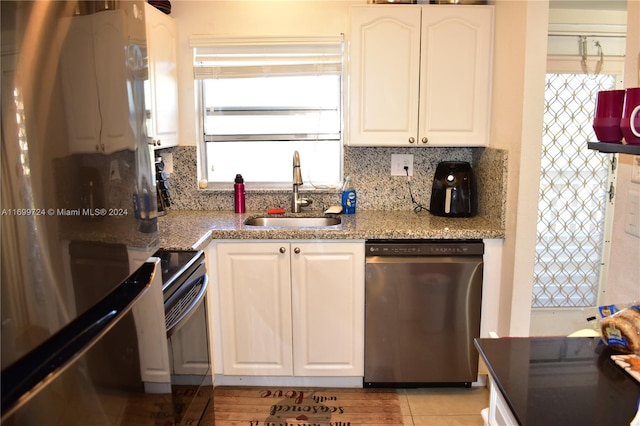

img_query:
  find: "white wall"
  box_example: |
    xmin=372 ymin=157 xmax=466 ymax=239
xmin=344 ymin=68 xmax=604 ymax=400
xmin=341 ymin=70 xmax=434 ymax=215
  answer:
xmin=168 ymin=0 xmax=638 ymax=336
xmin=494 ymin=0 xmax=640 ymax=337
xmin=488 ymin=0 xmax=549 ymax=336
xmin=171 ymin=0 xmax=357 ymax=147
xmin=530 ymin=6 xmax=631 ymax=337
xmin=606 ymin=0 xmax=640 ymax=304
xmin=607 ymin=155 xmax=640 ymax=303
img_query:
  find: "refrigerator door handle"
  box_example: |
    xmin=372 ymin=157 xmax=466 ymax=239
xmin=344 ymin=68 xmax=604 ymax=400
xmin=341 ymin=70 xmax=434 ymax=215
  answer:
xmin=1 ymin=261 xmax=157 ymax=420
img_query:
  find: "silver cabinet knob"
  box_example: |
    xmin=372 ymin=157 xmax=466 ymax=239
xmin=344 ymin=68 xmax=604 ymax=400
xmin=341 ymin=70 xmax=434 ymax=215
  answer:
xmin=279 ymin=247 xmax=286 ymax=254
xmin=294 ymin=247 xmax=301 ymax=254
xmin=421 ymin=137 xmax=428 ymax=144
xmin=408 ymin=137 xmax=416 ymax=144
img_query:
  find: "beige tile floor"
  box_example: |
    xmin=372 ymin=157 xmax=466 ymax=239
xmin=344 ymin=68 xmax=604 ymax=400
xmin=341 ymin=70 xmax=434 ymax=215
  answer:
xmin=397 ymin=387 xmax=489 ymax=426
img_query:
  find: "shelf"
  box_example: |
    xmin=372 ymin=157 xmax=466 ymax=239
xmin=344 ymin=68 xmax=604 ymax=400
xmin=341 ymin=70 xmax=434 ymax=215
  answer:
xmin=587 ymin=142 xmax=640 ymax=155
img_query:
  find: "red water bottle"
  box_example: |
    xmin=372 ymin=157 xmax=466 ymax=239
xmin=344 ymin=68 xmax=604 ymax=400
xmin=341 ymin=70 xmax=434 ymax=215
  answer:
xmin=234 ymin=174 xmax=246 ymax=213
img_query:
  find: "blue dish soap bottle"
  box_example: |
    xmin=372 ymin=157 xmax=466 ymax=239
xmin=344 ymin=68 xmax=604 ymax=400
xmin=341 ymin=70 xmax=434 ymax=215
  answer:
xmin=341 ymin=176 xmax=357 ymax=214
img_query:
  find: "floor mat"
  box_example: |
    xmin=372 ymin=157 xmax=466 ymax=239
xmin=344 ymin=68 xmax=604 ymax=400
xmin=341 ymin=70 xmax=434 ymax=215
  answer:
xmin=209 ymin=386 xmax=403 ymax=426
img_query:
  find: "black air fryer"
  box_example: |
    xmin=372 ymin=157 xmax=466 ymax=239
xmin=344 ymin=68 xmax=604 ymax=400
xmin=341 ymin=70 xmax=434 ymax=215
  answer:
xmin=429 ymin=161 xmax=477 ymax=217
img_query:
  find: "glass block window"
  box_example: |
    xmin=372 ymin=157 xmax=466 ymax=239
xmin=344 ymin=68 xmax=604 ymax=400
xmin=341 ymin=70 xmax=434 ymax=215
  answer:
xmin=533 ymin=73 xmax=616 ymax=308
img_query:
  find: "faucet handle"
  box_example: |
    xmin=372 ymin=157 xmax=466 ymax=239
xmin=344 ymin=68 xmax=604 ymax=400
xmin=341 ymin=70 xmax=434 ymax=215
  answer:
xmin=294 ymin=166 xmax=303 ymax=185
xmin=293 ymin=151 xmax=303 ymax=185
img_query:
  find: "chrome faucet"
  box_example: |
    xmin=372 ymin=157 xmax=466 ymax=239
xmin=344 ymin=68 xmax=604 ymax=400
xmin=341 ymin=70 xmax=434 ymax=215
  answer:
xmin=292 ymin=151 xmax=312 ymax=212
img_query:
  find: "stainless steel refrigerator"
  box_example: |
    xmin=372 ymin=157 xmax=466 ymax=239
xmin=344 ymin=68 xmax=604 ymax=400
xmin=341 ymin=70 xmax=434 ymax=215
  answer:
xmin=0 ymin=1 xmax=182 ymax=423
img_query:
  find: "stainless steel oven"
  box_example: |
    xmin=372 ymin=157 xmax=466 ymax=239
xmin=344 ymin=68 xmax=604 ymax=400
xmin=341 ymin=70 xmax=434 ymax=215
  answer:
xmin=155 ymin=250 xmax=211 ymax=385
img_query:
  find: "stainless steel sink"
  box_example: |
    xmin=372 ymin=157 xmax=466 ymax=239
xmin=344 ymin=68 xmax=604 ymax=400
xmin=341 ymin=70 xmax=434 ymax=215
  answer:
xmin=244 ymin=216 xmax=341 ymax=227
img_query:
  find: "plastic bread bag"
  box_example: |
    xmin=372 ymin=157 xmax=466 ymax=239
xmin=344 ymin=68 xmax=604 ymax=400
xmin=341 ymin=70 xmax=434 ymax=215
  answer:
xmin=595 ymin=302 xmax=640 ymax=355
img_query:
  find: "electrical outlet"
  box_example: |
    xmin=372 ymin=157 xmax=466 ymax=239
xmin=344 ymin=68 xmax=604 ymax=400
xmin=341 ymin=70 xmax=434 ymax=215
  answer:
xmin=391 ymin=154 xmax=414 ymax=176
xmin=632 ymin=156 xmax=640 ymax=184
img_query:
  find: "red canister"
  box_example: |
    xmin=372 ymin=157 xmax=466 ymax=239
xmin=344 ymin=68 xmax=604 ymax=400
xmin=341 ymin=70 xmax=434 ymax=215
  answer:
xmin=234 ymin=174 xmax=246 ymax=213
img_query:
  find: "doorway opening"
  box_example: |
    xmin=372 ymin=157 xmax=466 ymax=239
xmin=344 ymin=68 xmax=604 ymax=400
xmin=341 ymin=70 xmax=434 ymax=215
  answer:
xmin=531 ymin=68 xmax=623 ymax=334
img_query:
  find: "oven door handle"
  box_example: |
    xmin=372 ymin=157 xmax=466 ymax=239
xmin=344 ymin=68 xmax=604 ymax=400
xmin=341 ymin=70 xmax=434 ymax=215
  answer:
xmin=166 ymin=273 xmax=208 ymax=338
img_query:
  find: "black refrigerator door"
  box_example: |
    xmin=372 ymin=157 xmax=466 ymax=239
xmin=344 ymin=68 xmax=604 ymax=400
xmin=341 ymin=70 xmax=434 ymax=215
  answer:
xmin=1 ymin=0 xmax=158 ymax=371
xmin=1 ymin=262 xmax=155 ymax=421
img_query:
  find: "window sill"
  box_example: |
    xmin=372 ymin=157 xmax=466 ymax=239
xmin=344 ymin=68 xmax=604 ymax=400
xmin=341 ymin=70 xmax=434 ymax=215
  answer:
xmin=197 ymin=185 xmax=342 ymax=194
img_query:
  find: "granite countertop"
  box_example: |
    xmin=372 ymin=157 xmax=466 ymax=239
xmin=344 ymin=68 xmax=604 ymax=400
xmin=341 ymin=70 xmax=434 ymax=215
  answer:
xmin=59 ymin=215 xmax=159 ymax=251
xmin=158 ymin=209 xmax=504 ymax=251
xmin=475 ymin=337 xmax=640 ymax=426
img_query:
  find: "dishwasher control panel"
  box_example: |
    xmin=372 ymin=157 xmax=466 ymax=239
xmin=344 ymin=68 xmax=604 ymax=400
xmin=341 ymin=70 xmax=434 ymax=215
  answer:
xmin=365 ymin=240 xmax=484 ymax=256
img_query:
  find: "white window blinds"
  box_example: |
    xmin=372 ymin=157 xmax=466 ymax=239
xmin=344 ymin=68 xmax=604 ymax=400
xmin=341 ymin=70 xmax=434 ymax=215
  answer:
xmin=190 ymin=36 xmax=343 ymax=79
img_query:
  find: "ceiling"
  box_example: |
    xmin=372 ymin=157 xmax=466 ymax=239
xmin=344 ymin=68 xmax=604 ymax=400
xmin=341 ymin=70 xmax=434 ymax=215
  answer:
xmin=549 ymin=0 xmax=627 ymax=11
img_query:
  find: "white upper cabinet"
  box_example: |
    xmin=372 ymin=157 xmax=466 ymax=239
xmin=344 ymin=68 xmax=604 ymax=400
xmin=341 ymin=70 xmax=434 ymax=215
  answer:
xmin=349 ymin=6 xmax=421 ymax=147
xmin=419 ymin=6 xmax=493 ymax=146
xmin=59 ymin=11 xmax=133 ymax=154
xmin=145 ymin=3 xmax=179 ymax=149
xmin=348 ymin=5 xmax=494 ymax=147
xmin=93 ymin=11 xmax=134 ymax=152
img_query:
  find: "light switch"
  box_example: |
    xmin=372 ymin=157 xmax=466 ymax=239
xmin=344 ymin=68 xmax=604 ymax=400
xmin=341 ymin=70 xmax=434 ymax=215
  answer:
xmin=624 ymin=189 xmax=640 ymax=238
xmin=632 ymin=156 xmax=640 ymax=184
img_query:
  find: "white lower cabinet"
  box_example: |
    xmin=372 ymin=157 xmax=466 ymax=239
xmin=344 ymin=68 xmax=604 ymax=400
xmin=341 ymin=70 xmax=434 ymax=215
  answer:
xmin=487 ymin=376 xmax=518 ymax=426
xmin=214 ymin=240 xmax=365 ymax=377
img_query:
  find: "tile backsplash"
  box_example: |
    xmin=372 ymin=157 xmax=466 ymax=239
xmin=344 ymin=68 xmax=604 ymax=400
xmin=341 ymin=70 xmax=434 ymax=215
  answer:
xmin=159 ymin=145 xmax=507 ymax=227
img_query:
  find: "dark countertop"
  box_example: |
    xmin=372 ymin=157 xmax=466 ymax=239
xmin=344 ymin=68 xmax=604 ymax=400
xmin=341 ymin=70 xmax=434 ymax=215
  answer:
xmin=158 ymin=210 xmax=505 ymax=251
xmin=475 ymin=337 xmax=640 ymax=426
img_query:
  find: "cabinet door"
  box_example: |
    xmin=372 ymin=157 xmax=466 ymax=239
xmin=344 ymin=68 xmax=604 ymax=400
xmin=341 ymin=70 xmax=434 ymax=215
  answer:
xmin=93 ymin=10 xmax=134 ymax=152
xmin=169 ymin=301 xmax=210 ymax=376
xmin=418 ymin=6 xmax=493 ymax=146
xmin=488 ymin=376 xmax=519 ymax=426
xmin=60 ymin=11 xmax=134 ymax=154
xmin=216 ymin=242 xmax=293 ymax=376
xmin=59 ymin=16 xmax=101 ymax=153
xmin=145 ymin=4 xmax=179 ymax=149
xmin=348 ymin=6 xmax=421 ymax=146
xmin=291 ymin=242 xmax=365 ymax=376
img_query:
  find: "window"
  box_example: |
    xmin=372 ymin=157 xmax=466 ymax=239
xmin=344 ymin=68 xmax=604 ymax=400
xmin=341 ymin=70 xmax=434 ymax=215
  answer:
xmin=192 ymin=36 xmax=344 ymax=188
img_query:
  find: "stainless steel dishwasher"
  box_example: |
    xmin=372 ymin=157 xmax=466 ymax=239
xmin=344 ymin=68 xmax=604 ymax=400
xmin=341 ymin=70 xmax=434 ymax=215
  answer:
xmin=364 ymin=240 xmax=484 ymax=387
